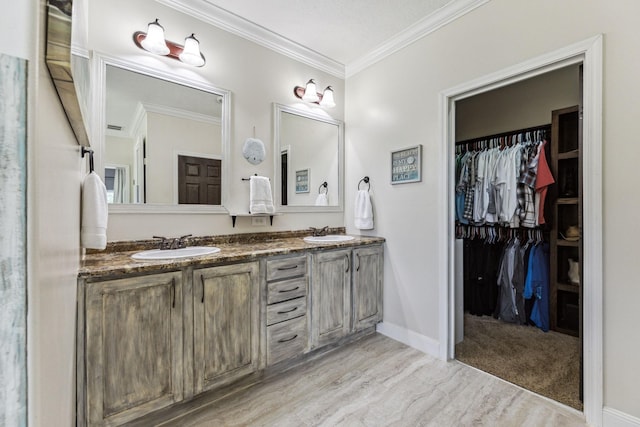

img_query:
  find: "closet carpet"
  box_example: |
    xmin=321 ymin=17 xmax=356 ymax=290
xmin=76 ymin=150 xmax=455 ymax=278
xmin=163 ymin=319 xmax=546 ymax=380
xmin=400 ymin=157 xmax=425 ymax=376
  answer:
xmin=455 ymin=313 xmax=582 ymax=411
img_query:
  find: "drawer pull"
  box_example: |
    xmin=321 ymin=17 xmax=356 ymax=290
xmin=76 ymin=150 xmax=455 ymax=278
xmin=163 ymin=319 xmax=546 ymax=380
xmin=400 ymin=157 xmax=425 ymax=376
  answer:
xmin=277 ymin=307 xmax=298 ymax=314
xmin=278 ymin=286 xmax=300 ymax=293
xmin=278 ymin=334 xmax=298 ymax=343
xmin=277 ymin=265 xmax=299 ymax=271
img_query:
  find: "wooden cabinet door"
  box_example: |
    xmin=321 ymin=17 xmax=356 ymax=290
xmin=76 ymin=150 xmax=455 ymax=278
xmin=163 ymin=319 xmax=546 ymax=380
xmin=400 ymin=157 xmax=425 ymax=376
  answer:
xmin=311 ymin=249 xmax=351 ymax=348
xmin=85 ymin=272 xmax=183 ymax=426
xmin=193 ymin=262 xmax=260 ymax=393
xmin=352 ymin=245 xmax=383 ymax=331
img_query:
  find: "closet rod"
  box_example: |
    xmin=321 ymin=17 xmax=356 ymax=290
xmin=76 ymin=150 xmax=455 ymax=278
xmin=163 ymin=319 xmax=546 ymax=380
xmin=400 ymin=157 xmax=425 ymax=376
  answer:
xmin=455 ymin=123 xmax=551 ymax=146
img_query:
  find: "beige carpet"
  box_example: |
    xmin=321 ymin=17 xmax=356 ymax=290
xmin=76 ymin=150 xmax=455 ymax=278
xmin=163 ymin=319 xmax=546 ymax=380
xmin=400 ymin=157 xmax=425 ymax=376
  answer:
xmin=456 ymin=313 xmax=582 ymax=411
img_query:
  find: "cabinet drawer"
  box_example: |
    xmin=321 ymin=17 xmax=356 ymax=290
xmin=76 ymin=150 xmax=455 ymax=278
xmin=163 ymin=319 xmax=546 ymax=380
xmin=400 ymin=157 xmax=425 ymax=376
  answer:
xmin=267 ymin=316 xmax=307 ymax=366
xmin=266 ymin=255 xmax=307 ymax=281
xmin=266 ymin=296 xmax=307 ymax=326
xmin=267 ymin=277 xmax=307 ymax=304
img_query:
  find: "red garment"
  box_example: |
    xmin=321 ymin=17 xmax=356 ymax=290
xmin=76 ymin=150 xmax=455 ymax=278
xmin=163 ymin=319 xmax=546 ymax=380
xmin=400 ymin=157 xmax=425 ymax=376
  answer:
xmin=535 ymin=140 xmax=555 ymax=224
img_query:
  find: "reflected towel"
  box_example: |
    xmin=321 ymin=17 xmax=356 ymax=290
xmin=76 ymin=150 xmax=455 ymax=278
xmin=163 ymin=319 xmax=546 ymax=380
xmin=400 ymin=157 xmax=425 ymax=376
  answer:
xmin=315 ymin=193 xmax=328 ymax=206
xmin=354 ymin=190 xmax=374 ymax=230
xmin=249 ymin=176 xmax=275 ymax=214
xmin=81 ymin=171 xmax=108 ymax=250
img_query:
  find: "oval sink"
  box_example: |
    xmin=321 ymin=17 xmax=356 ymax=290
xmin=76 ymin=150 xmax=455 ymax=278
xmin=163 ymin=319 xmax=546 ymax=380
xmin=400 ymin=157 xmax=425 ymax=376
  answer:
xmin=303 ymin=235 xmax=355 ymax=244
xmin=132 ymin=246 xmax=221 ymax=260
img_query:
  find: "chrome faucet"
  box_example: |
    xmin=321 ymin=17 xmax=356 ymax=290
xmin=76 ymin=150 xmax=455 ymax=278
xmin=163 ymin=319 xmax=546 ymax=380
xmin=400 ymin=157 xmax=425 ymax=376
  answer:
xmin=309 ymin=226 xmax=329 ymax=237
xmin=153 ymin=234 xmax=192 ymax=250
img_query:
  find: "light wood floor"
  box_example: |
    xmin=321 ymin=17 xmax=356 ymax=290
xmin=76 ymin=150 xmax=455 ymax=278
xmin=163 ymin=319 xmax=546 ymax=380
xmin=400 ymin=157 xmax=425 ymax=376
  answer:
xmin=160 ymin=333 xmax=586 ymax=427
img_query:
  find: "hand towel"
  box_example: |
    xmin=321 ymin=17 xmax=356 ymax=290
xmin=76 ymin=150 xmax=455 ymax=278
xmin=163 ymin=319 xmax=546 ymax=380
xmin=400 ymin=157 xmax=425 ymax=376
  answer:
xmin=81 ymin=171 xmax=108 ymax=250
xmin=249 ymin=176 xmax=275 ymax=214
xmin=354 ymin=190 xmax=374 ymax=229
xmin=315 ymin=193 xmax=328 ymax=206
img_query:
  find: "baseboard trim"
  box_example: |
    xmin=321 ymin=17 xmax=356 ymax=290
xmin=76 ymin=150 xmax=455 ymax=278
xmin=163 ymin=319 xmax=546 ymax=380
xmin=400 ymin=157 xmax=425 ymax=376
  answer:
xmin=603 ymin=407 xmax=640 ymax=427
xmin=376 ymin=321 xmax=440 ymax=358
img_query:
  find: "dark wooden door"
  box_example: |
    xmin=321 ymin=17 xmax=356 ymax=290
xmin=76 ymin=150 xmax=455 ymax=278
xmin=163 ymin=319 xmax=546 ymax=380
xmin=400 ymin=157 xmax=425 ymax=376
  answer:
xmin=178 ymin=155 xmax=221 ymax=205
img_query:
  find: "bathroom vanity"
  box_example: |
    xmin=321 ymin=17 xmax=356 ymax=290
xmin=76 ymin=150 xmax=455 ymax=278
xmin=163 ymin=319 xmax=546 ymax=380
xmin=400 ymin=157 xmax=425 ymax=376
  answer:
xmin=76 ymin=231 xmax=383 ymax=426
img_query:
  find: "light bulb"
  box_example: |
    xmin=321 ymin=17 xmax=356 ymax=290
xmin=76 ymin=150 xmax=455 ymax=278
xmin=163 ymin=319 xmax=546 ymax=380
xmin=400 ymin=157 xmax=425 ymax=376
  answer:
xmin=179 ymin=34 xmax=205 ymax=67
xmin=302 ymin=79 xmax=319 ymax=103
xmin=140 ymin=19 xmax=170 ymax=55
xmin=320 ymin=86 xmax=335 ymax=108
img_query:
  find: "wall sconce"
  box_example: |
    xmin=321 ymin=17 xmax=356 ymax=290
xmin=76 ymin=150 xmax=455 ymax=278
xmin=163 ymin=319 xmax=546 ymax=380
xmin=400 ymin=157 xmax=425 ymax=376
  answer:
xmin=294 ymin=79 xmax=336 ymax=108
xmin=133 ymin=19 xmax=206 ymax=67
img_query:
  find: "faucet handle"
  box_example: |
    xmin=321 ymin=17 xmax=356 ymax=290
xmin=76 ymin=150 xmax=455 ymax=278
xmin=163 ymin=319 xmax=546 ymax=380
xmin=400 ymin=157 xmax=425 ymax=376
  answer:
xmin=153 ymin=236 xmax=170 ymax=250
xmin=177 ymin=234 xmax=192 ymax=248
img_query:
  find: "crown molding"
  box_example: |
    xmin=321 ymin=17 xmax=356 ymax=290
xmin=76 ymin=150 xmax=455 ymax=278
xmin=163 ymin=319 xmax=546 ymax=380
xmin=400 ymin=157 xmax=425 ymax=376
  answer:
xmin=156 ymin=0 xmax=345 ymax=78
xmin=156 ymin=0 xmax=490 ymax=80
xmin=346 ymin=0 xmax=491 ymax=77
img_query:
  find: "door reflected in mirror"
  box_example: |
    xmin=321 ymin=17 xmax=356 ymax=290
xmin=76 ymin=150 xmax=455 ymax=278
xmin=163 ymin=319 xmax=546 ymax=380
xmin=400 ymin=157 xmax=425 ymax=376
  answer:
xmin=274 ymin=104 xmax=344 ymax=212
xmin=104 ymin=64 xmax=226 ymax=205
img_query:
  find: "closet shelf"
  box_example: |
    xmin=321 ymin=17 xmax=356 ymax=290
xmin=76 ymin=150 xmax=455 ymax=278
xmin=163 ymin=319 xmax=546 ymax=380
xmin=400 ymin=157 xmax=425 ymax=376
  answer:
xmin=557 ymin=239 xmax=580 ymax=247
xmin=558 ymin=149 xmax=579 ymax=159
xmin=557 ymin=282 xmax=580 ymax=293
xmin=557 ymin=197 xmax=579 ymax=205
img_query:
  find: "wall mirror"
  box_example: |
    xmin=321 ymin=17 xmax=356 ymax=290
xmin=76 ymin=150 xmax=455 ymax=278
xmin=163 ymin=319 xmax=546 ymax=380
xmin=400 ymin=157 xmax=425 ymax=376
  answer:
xmin=273 ymin=104 xmax=344 ymax=212
xmin=92 ymin=54 xmax=230 ymax=213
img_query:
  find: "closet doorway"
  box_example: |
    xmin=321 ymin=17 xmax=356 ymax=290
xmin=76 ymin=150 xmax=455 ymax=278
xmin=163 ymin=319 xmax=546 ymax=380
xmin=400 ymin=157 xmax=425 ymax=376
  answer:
xmin=440 ymin=36 xmax=603 ymax=425
xmin=452 ymin=64 xmax=582 ymax=409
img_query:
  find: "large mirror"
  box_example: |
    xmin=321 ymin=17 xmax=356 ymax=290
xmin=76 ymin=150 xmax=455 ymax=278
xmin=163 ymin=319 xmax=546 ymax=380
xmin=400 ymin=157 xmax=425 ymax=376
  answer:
xmin=93 ymin=54 xmax=230 ymax=213
xmin=273 ymin=104 xmax=344 ymax=212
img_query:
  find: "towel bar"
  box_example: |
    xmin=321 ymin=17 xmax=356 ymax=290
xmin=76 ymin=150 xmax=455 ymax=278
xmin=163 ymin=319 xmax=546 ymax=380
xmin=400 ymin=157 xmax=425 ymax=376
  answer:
xmin=358 ymin=176 xmax=370 ymax=191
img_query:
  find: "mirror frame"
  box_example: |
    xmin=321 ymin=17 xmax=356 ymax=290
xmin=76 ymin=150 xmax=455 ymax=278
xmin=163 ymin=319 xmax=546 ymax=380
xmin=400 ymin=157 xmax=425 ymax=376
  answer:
xmin=45 ymin=0 xmax=90 ymax=146
xmin=91 ymin=52 xmax=231 ymax=214
xmin=273 ymin=103 xmax=344 ymax=213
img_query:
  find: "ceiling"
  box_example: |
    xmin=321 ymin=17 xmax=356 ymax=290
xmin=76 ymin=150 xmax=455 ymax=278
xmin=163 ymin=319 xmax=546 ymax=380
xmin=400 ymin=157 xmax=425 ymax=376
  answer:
xmin=158 ymin=0 xmax=488 ymax=77
xmin=200 ymin=0 xmax=454 ymax=65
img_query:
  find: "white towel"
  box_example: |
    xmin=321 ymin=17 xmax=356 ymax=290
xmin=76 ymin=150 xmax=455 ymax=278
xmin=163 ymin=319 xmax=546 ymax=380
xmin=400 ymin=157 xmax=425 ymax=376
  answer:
xmin=81 ymin=171 xmax=108 ymax=250
xmin=354 ymin=190 xmax=374 ymax=230
xmin=315 ymin=193 xmax=328 ymax=206
xmin=249 ymin=176 xmax=275 ymax=214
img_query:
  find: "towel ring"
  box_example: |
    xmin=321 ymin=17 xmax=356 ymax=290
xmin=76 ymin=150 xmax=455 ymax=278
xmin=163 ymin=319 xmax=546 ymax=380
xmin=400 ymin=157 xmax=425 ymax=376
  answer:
xmin=357 ymin=176 xmax=370 ymax=191
xmin=318 ymin=182 xmax=328 ymax=194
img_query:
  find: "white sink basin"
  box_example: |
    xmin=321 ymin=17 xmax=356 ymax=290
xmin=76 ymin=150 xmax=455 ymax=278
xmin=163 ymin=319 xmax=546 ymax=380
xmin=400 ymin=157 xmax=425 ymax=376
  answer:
xmin=132 ymin=246 xmax=221 ymax=260
xmin=303 ymin=235 xmax=355 ymax=244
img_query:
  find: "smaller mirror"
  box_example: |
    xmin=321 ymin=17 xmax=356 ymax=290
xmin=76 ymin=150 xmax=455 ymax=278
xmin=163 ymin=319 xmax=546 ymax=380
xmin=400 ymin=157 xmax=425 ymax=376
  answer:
xmin=273 ymin=104 xmax=344 ymax=212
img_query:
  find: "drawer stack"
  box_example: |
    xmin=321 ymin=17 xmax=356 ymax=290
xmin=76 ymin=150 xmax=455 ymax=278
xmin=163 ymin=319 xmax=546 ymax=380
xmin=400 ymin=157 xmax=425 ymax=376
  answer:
xmin=265 ymin=255 xmax=309 ymax=365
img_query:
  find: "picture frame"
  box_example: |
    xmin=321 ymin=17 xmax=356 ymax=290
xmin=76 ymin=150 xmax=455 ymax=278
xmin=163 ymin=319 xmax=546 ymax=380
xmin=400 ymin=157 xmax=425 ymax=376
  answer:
xmin=391 ymin=145 xmax=422 ymax=184
xmin=295 ymin=168 xmax=310 ymax=193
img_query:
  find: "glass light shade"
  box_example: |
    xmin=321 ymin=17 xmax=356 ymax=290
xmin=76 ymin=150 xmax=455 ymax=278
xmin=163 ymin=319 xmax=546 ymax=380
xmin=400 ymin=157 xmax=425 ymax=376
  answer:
xmin=320 ymin=86 xmax=336 ymax=108
xmin=140 ymin=19 xmax=170 ymax=55
xmin=179 ymin=34 xmax=205 ymax=67
xmin=302 ymin=79 xmax=319 ymax=102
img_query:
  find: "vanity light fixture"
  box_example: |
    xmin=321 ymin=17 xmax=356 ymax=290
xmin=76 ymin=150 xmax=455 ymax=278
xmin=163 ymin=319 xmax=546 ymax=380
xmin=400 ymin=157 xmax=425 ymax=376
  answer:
xmin=133 ymin=19 xmax=206 ymax=67
xmin=293 ymin=79 xmax=336 ymax=108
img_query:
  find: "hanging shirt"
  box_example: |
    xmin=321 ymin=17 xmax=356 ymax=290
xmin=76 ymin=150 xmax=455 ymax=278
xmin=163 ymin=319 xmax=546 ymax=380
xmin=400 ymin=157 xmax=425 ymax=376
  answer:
xmin=534 ymin=140 xmax=555 ymax=225
xmin=524 ymin=242 xmax=550 ymax=332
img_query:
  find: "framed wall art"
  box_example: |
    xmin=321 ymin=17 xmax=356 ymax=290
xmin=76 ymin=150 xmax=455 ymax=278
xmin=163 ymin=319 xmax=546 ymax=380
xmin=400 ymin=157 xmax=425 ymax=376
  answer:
xmin=295 ymin=168 xmax=310 ymax=193
xmin=391 ymin=145 xmax=422 ymax=184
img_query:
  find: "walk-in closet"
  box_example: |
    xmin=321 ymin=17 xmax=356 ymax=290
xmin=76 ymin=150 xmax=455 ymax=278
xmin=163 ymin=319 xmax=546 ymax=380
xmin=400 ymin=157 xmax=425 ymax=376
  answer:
xmin=453 ymin=65 xmax=584 ymax=411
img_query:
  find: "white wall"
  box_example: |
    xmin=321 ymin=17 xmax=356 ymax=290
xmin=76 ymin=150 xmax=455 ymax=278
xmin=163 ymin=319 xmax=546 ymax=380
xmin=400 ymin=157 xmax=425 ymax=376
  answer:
xmin=26 ymin=1 xmax=84 ymax=426
xmin=345 ymin=0 xmax=640 ymax=419
xmin=87 ymin=0 xmax=346 ymax=240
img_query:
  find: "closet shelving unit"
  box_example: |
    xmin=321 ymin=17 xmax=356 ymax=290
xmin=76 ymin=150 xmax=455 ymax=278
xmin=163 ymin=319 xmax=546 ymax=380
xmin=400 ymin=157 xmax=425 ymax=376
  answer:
xmin=550 ymin=105 xmax=582 ymax=337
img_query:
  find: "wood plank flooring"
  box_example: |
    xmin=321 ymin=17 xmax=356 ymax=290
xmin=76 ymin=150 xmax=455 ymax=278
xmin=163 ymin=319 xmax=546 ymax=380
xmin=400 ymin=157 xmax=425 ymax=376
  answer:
xmin=159 ymin=333 xmax=586 ymax=427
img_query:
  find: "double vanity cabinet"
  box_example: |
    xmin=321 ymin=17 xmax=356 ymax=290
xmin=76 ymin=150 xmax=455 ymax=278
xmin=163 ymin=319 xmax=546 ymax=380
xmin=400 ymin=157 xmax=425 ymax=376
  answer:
xmin=77 ymin=234 xmax=383 ymax=426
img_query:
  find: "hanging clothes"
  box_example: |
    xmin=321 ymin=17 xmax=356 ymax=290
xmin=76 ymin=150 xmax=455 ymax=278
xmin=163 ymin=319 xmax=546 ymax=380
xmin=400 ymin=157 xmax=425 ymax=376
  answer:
xmin=524 ymin=242 xmax=551 ymax=331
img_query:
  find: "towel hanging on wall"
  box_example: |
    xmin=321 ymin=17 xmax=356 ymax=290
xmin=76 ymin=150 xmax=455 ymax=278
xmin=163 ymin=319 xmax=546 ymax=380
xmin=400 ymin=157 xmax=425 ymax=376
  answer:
xmin=249 ymin=175 xmax=275 ymax=214
xmin=354 ymin=189 xmax=374 ymax=229
xmin=81 ymin=171 xmax=108 ymax=250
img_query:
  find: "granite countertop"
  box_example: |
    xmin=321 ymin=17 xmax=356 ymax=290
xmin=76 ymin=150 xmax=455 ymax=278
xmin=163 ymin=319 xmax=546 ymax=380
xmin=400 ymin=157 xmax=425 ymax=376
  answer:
xmin=80 ymin=230 xmax=385 ymax=280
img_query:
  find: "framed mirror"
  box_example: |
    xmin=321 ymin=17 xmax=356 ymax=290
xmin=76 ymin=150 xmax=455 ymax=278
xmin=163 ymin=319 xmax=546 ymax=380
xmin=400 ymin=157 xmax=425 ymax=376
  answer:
xmin=91 ymin=54 xmax=230 ymax=213
xmin=273 ymin=104 xmax=344 ymax=212
xmin=45 ymin=0 xmax=90 ymax=146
